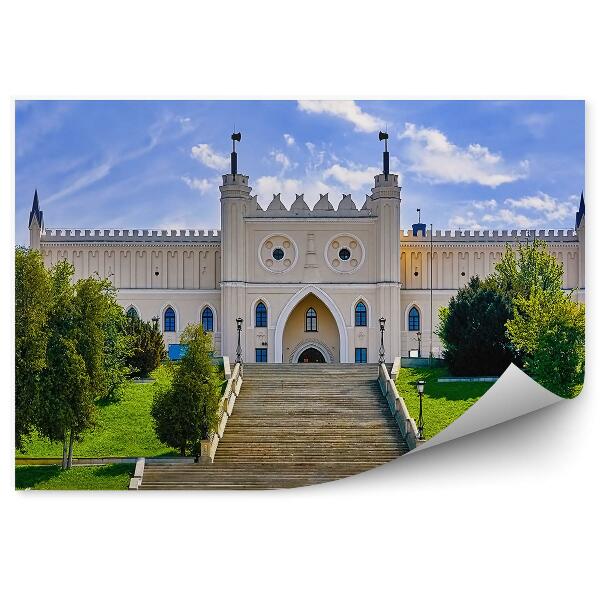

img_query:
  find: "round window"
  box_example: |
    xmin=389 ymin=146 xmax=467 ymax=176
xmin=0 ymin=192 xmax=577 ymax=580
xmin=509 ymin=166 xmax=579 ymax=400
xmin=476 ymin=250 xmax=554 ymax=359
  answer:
xmin=339 ymin=248 xmax=351 ymax=261
xmin=272 ymin=248 xmax=284 ymax=261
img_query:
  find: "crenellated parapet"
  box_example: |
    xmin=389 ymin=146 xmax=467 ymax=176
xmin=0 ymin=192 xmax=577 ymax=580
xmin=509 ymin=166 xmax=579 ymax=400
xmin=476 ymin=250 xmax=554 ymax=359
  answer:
xmin=40 ymin=228 xmax=222 ymax=244
xmin=401 ymin=228 xmax=579 ymax=243
xmin=246 ymin=192 xmax=374 ymax=218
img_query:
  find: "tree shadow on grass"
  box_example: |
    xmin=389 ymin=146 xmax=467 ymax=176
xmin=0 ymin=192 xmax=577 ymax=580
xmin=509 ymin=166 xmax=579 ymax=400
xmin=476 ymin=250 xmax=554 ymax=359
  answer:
xmin=90 ymin=463 xmax=133 ymax=478
xmin=15 ymin=465 xmax=61 ymax=489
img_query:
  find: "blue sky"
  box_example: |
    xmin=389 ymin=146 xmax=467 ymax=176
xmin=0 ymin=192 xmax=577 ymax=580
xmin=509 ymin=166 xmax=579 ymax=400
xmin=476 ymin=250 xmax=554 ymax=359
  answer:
xmin=15 ymin=100 xmax=584 ymax=245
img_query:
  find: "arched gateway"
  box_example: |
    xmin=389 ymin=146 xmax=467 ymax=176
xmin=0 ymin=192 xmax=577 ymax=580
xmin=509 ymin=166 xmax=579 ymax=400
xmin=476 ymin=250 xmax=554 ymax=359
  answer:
xmin=274 ymin=285 xmax=348 ymax=363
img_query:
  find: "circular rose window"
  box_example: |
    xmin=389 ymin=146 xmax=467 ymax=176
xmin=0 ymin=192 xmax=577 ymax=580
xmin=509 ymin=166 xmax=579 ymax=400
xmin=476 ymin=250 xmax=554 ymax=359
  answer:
xmin=325 ymin=234 xmax=364 ymax=274
xmin=259 ymin=234 xmax=297 ymax=274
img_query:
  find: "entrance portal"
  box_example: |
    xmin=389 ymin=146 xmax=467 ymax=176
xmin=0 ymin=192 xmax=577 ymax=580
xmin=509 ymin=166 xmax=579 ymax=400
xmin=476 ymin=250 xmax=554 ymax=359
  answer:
xmin=297 ymin=347 xmax=326 ymax=363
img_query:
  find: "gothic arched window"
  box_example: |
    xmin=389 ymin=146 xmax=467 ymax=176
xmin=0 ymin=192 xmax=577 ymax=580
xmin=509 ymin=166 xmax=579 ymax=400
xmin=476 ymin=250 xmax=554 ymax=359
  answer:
xmin=305 ymin=307 xmax=318 ymax=332
xmin=126 ymin=306 xmax=139 ymax=320
xmin=255 ymin=302 xmax=267 ymax=327
xmin=408 ymin=306 xmax=420 ymax=332
xmin=202 ymin=307 xmax=214 ymax=332
xmin=164 ymin=307 xmax=176 ymax=332
xmin=355 ymin=302 xmax=367 ymax=327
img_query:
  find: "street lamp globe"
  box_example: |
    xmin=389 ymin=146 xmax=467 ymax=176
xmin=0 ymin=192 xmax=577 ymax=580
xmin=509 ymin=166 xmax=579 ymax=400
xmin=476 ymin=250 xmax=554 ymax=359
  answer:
xmin=379 ymin=317 xmax=386 ymax=332
xmin=416 ymin=380 xmax=425 ymax=394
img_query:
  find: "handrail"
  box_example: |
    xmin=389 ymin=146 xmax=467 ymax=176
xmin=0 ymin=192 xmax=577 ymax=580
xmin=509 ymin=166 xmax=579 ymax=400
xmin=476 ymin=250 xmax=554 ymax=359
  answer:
xmin=199 ymin=359 xmax=242 ymax=464
xmin=378 ymin=361 xmax=420 ymax=451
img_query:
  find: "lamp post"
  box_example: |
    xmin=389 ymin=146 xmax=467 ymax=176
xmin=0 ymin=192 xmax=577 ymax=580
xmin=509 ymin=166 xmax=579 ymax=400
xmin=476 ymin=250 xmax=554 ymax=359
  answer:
xmin=378 ymin=317 xmax=386 ymax=364
xmin=151 ymin=316 xmax=159 ymax=330
xmin=416 ymin=380 xmax=425 ymax=440
xmin=416 ymin=330 xmax=422 ymax=357
xmin=235 ymin=317 xmax=243 ymax=369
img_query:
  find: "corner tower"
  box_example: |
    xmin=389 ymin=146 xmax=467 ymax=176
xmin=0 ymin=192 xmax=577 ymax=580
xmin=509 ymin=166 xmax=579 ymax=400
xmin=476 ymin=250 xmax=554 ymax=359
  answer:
xmin=367 ymin=132 xmax=402 ymax=359
xmin=28 ymin=189 xmax=44 ymax=250
xmin=220 ymin=132 xmax=252 ymax=357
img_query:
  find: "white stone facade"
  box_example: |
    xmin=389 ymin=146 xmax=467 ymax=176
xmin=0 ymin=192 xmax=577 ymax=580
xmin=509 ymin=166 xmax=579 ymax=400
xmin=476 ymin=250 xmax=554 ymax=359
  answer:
xmin=28 ymin=162 xmax=585 ymax=364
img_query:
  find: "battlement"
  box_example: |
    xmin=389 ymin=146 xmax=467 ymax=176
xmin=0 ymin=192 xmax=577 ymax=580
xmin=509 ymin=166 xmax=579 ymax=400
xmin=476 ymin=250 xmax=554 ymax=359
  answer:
xmin=400 ymin=228 xmax=578 ymax=243
xmin=40 ymin=228 xmax=222 ymax=244
xmin=247 ymin=192 xmax=374 ymax=218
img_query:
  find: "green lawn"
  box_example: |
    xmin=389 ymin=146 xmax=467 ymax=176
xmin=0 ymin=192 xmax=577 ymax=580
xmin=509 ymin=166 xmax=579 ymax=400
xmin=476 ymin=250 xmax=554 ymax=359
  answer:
xmin=17 ymin=365 xmax=176 ymax=458
xmin=396 ymin=367 xmax=495 ymax=441
xmin=15 ymin=464 xmax=133 ymax=490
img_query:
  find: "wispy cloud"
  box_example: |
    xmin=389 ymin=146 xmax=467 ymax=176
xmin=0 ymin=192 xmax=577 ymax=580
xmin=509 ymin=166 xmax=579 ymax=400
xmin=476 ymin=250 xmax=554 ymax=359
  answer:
xmin=297 ymin=100 xmax=384 ymax=133
xmin=44 ymin=159 xmax=114 ymax=205
xmin=399 ymin=122 xmax=529 ymax=187
xmin=190 ymin=143 xmax=229 ymax=170
xmin=323 ymin=164 xmax=381 ymax=191
xmin=283 ymin=133 xmax=295 ymax=146
xmin=505 ymin=192 xmax=571 ymax=221
xmin=181 ymin=175 xmax=220 ymax=194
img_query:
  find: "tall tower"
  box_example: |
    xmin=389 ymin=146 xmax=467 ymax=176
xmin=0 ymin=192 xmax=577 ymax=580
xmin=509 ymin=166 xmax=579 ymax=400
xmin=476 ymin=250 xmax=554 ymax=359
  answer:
xmin=28 ymin=189 xmax=44 ymax=250
xmin=220 ymin=132 xmax=252 ymax=358
xmin=369 ymin=133 xmax=402 ymax=359
xmin=575 ymin=191 xmax=585 ymax=293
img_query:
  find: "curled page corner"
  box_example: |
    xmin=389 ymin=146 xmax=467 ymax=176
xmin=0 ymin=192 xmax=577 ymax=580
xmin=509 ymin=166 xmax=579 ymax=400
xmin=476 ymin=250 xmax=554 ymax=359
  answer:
xmin=412 ymin=363 xmax=565 ymax=453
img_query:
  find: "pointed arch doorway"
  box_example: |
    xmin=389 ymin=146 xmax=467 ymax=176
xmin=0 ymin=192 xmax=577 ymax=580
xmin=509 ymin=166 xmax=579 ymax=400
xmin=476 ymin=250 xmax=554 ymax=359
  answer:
xmin=274 ymin=285 xmax=348 ymax=363
xmin=297 ymin=347 xmax=326 ymax=363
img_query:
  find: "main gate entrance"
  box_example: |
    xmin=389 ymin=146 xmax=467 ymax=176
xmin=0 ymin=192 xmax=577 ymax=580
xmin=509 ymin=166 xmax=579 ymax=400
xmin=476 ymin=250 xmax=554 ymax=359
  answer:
xmin=297 ymin=347 xmax=326 ymax=363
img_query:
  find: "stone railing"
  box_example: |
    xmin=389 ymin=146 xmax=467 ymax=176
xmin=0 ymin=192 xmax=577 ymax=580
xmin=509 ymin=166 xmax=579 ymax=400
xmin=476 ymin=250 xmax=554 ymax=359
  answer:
xmin=378 ymin=359 xmax=420 ymax=451
xmin=199 ymin=359 xmax=243 ymax=464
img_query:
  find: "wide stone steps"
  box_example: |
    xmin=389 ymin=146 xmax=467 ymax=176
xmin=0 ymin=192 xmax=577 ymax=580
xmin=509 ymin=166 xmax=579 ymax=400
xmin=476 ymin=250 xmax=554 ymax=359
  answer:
xmin=139 ymin=364 xmax=407 ymax=490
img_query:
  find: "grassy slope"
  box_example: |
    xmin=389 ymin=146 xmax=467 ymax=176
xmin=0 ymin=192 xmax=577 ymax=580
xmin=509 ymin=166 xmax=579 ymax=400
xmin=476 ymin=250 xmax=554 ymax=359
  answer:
xmin=396 ymin=367 xmax=494 ymax=440
xmin=15 ymin=464 xmax=133 ymax=490
xmin=17 ymin=366 xmax=176 ymax=458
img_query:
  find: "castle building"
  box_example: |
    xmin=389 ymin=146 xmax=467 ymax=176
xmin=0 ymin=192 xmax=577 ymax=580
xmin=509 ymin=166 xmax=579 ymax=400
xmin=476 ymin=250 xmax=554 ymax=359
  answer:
xmin=27 ymin=136 xmax=585 ymax=364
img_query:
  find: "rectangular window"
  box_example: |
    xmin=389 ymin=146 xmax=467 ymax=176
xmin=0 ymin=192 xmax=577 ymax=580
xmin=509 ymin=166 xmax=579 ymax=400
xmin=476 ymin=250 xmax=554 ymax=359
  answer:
xmin=255 ymin=348 xmax=268 ymax=363
xmin=355 ymin=348 xmax=367 ymax=363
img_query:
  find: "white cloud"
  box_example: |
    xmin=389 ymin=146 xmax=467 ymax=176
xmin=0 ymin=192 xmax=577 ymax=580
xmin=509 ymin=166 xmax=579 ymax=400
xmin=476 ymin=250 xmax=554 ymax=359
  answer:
xmin=481 ymin=209 xmax=539 ymax=229
xmin=190 ymin=143 xmax=229 ymax=170
xmin=399 ymin=122 xmax=528 ymax=187
xmin=283 ymin=133 xmax=295 ymax=146
xmin=448 ymin=215 xmax=484 ymax=230
xmin=181 ymin=176 xmax=219 ymax=194
xmin=323 ymin=164 xmax=380 ymax=191
xmin=297 ymin=100 xmax=384 ymax=133
xmin=472 ymin=198 xmax=497 ymax=210
xmin=270 ymin=151 xmax=293 ymax=171
xmin=505 ymin=192 xmax=570 ymax=220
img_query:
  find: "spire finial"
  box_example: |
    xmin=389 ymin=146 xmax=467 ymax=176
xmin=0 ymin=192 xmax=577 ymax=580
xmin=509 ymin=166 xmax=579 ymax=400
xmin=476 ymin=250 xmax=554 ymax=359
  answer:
xmin=230 ymin=131 xmax=241 ymax=178
xmin=28 ymin=188 xmax=43 ymax=229
xmin=378 ymin=131 xmax=389 ymax=180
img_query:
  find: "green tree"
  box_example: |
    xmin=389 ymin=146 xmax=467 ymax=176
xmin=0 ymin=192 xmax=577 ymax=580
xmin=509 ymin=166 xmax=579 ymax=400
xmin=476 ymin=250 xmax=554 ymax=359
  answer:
xmin=506 ymin=288 xmax=585 ymax=398
xmin=437 ymin=276 xmax=513 ymax=375
xmin=489 ymin=239 xmax=564 ymax=303
xmin=125 ymin=315 xmax=166 ymax=377
xmin=151 ymin=324 xmax=220 ymax=456
xmin=15 ymin=247 xmax=51 ymax=449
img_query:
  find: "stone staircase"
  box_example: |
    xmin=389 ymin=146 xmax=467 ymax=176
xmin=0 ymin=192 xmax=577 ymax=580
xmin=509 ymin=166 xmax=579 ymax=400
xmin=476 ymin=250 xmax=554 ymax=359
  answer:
xmin=140 ymin=364 xmax=408 ymax=490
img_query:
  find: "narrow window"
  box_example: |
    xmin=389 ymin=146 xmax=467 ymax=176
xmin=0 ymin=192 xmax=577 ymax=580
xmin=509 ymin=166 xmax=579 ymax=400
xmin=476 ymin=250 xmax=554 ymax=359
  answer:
xmin=408 ymin=306 xmax=420 ymax=332
xmin=202 ymin=307 xmax=214 ymax=332
xmin=255 ymin=302 xmax=267 ymax=327
xmin=355 ymin=348 xmax=368 ymax=363
xmin=355 ymin=302 xmax=367 ymax=327
xmin=305 ymin=307 xmax=317 ymax=332
xmin=126 ymin=306 xmax=139 ymax=319
xmin=164 ymin=307 xmax=176 ymax=332
xmin=255 ymin=348 xmax=268 ymax=363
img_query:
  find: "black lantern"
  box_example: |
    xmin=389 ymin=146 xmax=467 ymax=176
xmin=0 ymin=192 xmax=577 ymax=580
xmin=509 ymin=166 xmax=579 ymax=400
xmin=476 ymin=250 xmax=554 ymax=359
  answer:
xmin=235 ymin=317 xmax=243 ymax=366
xmin=151 ymin=315 xmax=159 ymax=330
xmin=378 ymin=317 xmax=386 ymax=364
xmin=417 ymin=330 xmax=422 ymax=357
xmin=416 ymin=379 xmax=425 ymax=440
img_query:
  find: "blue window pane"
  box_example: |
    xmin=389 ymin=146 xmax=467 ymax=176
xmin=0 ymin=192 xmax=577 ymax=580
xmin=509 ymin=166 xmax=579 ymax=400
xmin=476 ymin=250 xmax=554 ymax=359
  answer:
xmin=355 ymin=302 xmax=367 ymax=327
xmin=126 ymin=307 xmax=139 ymax=319
xmin=355 ymin=348 xmax=367 ymax=363
xmin=202 ymin=307 xmax=214 ymax=332
xmin=164 ymin=307 xmax=176 ymax=332
xmin=255 ymin=348 xmax=268 ymax=363
xmin=255 ymin=302 xmax=267 ymax=327
xmin=408 ymin=307 xmax=420 ymax=332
